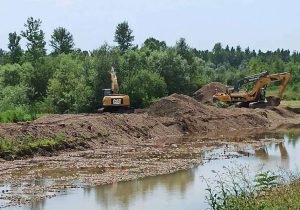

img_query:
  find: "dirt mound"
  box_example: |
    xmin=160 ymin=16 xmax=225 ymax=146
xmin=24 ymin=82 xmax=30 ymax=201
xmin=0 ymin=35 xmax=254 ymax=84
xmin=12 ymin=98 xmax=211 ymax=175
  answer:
xmin=147 ymin=93 xmax=272 ymax=133
xmin=148 ymin=93 xmax=212 ymax=117
xmin=193 ymin=82 xmax=227 ymax=104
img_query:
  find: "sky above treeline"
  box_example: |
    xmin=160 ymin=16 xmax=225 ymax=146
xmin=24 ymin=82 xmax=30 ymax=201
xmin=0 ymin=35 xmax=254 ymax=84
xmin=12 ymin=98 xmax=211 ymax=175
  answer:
xmin=1 ymin=0 xmax=300 ymax=52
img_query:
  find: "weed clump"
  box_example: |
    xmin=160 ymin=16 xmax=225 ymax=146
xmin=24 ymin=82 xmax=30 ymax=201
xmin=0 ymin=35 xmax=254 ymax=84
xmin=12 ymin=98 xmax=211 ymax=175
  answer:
xmin=203 ymin=165 xmax=300 ymax=210
xmin=0 ymin=133 xmax=66 ymax=160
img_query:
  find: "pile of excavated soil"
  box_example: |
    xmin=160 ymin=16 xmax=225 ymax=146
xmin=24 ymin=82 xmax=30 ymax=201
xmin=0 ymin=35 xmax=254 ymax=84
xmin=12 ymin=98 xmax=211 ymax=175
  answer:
xmin=148 ymin=94 xmax=269 ymax=133
xmin=193 ymin=82 xmax=227 ymax=104
xmin=148 ymin=94 xmax=213 ymax=117
xmin=0 ymin=113 xmax=182 ymax=146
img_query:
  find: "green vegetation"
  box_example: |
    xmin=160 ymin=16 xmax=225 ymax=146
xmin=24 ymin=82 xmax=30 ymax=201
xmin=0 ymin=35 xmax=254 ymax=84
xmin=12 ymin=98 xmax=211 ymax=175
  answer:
xmin=0 ymin=108 xmax=37 ymax=123
xmin=205 ymin=166 xmax=300 ymax=210
xmin=0 ymin=16 xmax=299 ymax=121
xmin=0 ymin=134 xmax=65 ymax=160
xmin=281 ymin=100 xmax=300 ymax=108
xmin=254 ymin=180 xmax=300 ymax=209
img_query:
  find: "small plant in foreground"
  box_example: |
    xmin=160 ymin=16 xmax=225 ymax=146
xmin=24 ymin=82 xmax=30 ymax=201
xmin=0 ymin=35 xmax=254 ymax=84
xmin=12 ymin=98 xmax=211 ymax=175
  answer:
xmin=255 ymin=171 xmax=278 ymax=191
xmin=203 ymin=165 xmax=282 ymax=210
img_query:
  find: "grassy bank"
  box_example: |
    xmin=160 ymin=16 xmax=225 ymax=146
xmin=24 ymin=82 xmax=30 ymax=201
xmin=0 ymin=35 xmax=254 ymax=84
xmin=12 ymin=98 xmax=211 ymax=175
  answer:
xmin=0 ymin=134 xmax=88 ymax=160
xmin=0 ymin=107 xmax=45 ymax=123
xmin=281 ymin=100 xmax=300 ymax=108
xmin=253 ymin=180 xmax=300 ymax=209
xmin=205 ymin=167 xmax=300 ymax=210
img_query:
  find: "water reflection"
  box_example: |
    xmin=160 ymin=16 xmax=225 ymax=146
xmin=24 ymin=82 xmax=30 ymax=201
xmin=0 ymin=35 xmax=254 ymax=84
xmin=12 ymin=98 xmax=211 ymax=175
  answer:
xmin=254 ymin=131 xmax=300 ymax=169
xmin=285 ymin=131 xmax=300 ymax=147
xmin=27 ymin=200 xmax=46 ymax=210
xmin=84 ymin=169 xmax=195 ymax=210
xmin=276 ymin=142 xmax=289 ymax=159
xmin=254 ymin=147 xmax=269 ymax=160
xmin=255 ymin=142 xmax=289 ymax=160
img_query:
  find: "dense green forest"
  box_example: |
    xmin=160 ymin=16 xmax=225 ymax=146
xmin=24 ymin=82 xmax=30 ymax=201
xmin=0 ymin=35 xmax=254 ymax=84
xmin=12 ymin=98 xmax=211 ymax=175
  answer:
xmin=0 ymin=17 xmax=299 ymax=120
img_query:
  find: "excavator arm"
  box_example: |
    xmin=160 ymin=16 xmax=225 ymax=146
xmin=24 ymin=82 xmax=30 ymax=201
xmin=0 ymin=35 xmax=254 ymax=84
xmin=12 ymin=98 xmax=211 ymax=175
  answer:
xmin=276 ymin=73 xmax=290 ymax=98
xmin=110 ymin=67 xmax=119 ymax=94
xmin=234 ymin=71 xmax=268 ymax=92
xmin=248 ymin=72 xmax=290 ymax=99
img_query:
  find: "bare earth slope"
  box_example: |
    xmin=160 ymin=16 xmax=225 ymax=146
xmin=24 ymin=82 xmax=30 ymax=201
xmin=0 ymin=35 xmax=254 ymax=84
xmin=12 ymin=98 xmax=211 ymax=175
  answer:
xmin=0 ymin=93 xmax=297 ymax=151
xmin=193 ymin=82 xmax=227 ymax=104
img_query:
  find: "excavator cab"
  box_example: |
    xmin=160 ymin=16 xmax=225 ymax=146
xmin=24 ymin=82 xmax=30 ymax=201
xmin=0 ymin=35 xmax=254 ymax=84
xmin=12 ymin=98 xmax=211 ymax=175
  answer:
xmin=103 ymin=89 xmax=113 ymax=96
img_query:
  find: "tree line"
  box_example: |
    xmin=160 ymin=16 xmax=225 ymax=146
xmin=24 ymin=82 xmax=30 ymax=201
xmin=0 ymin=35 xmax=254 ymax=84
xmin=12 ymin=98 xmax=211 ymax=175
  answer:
xmin=0 ymin=17 xmax=299 ymax=118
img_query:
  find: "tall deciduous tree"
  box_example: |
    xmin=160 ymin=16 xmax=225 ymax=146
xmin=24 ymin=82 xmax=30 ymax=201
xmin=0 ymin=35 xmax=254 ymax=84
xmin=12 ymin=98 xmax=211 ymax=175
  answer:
xmin=122 ymin=69 xmax=167 ymax=108
xmin=211 ymin=42 xmax=225 ymax=65
xmin=175 ymin=38 xmax=193 ymax=63
xmin=8 ymin=32 xmax=22 ymax=64
xmin=143 ymin=37 xmax=166 ymax=51
xmin=21 ymin=17 xmax=46 ymax=62
xmin=50 ymin=27 xmax=75 ymax=54
xmin=0 ymin=49 xmax=8 ymax=65
xmin=114 ymin=21 xmax=134 ymax=52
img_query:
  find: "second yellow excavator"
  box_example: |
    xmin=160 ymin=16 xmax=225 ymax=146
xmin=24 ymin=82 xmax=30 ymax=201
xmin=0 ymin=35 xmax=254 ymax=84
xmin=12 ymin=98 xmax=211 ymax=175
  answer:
xmin=213 ymin=71 xmax=290 ymax=108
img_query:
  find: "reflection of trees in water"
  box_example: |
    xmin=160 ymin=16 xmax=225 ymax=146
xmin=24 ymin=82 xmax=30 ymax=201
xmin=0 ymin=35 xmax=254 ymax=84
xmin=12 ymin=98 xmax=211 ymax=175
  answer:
xmin=20 ymin=179 xmax=63 ymax=210
xmin=275 ymin=142 xmax=289 ymax=159
xmin=254 ymin=147 xmax=269 ymax=160
xmin=254 ymin=130 xmax=300 ymax=162
xmin=284 ymin=130 xmax=300 ymax=148
xmin=26 ymin=199 xmax=46 ymax=210
xmin=85 ymin=169 xmax=195 ymax=210
xmin=255 ymin=142 xmax=290 ymax=168
xmin=255 ymin=143 xmax=289 ymax=160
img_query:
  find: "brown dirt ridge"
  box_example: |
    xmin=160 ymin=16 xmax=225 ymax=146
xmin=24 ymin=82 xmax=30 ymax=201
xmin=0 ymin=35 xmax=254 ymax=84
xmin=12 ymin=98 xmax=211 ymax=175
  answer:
xmin=193 ymin=82 xmax=227 ymax=104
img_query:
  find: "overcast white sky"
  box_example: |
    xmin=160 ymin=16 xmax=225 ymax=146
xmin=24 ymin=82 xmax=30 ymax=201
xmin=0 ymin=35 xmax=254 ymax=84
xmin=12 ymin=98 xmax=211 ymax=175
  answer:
xmin=1 ymin=0 xmax=300 ymax=52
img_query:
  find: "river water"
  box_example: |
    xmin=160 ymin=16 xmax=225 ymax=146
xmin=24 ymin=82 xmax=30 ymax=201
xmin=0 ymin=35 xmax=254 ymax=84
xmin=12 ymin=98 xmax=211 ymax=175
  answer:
xmin=6 ymin=130 xmax=300 ymax=210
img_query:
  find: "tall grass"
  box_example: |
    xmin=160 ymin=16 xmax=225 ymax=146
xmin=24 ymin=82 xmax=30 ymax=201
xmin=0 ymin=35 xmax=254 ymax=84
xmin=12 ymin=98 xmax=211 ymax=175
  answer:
xmin=281 ymin=100 xmax=300 ymax=108
xmin=0 ymin=107 xmax=44 ymax=123
xmin=204 ymin=165 xmax=300 ymax=210
xmin=0 ymin=134 xmax=66 ymax=160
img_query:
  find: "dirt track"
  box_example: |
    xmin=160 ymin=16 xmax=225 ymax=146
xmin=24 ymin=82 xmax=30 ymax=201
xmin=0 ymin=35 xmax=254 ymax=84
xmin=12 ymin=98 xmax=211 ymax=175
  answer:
xmin=0 ymin=93 xmax=299 ymax=208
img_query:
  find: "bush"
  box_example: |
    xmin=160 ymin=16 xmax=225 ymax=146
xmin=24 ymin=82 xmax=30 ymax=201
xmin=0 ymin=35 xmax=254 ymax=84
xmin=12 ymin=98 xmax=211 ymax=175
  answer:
xmin=0 ymin=107 xmax=38 ymax=123
xmin=122 ymin=69 xmax=167 ymax=108
xmin=0 ymin=134 xmax=66 ymax=160
xmin=46 ymin=54 xmax=94 ymax=113
xmin=203 ymin=165 xmax=300 ymax=210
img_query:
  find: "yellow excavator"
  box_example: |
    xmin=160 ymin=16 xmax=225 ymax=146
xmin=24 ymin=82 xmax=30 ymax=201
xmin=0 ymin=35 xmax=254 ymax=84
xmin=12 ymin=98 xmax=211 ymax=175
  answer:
xmin=213 ymin=71 xmax=291 ymax=108
xmin=99 ymin=67 xmax=131 ymax=113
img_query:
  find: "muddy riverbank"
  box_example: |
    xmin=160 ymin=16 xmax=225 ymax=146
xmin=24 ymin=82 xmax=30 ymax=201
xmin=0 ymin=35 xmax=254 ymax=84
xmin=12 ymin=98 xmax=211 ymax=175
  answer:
xmin=0 ymin=94 xmax=299 ymax=208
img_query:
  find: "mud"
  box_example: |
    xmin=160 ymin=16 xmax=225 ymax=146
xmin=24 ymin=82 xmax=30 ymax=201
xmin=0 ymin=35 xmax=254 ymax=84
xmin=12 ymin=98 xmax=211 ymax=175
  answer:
xmin=193 ymin=82 xmax=227 ymax=104
xmin=0 ymin=93 xmax=299 ymax=208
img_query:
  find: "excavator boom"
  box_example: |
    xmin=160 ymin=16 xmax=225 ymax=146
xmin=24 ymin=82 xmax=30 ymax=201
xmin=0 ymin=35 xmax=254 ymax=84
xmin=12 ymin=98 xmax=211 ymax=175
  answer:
xmin=111 ymin=67 xmax=119 ymax=94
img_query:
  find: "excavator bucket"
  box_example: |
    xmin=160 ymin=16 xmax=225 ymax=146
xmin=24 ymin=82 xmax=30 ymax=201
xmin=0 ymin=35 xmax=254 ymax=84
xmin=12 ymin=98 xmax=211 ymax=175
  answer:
xmin=266 ymin=96 xmax=281 ymax=107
